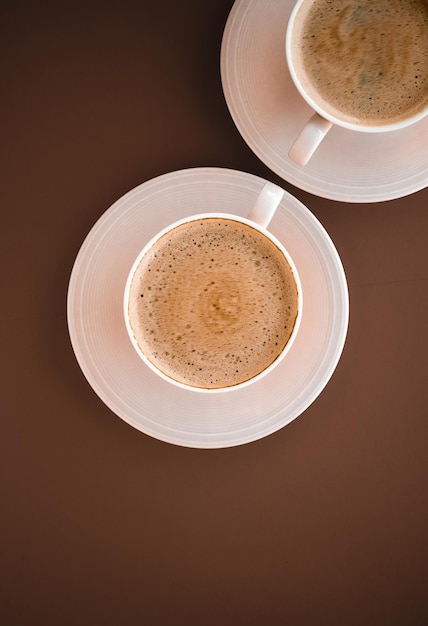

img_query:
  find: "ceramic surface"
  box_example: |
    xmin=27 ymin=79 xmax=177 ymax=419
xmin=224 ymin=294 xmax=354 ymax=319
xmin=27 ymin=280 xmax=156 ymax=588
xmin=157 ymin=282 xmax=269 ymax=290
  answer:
xmin=67 ymin=168 xmax=349 ymax=448
xmin=220 ymin=0 xmax=428 ymax=202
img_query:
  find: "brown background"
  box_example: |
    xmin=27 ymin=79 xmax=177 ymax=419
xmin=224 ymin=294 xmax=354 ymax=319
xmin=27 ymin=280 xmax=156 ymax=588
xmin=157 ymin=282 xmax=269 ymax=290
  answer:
xmin=2 ymin=1 xmax=428 ymax=625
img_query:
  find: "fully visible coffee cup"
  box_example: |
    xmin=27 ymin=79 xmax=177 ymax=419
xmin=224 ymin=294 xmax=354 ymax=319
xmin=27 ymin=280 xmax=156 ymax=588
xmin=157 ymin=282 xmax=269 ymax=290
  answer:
xmin=124 ymin=183 xmax=302 ymax=392
xmin=286 ymin=0 xmax=428 ymax=164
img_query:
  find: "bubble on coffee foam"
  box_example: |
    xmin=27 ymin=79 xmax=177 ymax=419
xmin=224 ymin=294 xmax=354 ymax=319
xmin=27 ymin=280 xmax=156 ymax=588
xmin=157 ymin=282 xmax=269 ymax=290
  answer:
xmin=129 ymin=218 xmax=299 ymax=389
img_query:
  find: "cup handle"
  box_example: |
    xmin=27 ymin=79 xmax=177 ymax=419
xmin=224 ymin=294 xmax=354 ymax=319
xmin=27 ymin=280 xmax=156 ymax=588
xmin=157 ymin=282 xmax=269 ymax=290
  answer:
xmin=247 ymin=182 xmax=285 ymax=229
xmin=288 ymin=113 xmax=333 ymax=165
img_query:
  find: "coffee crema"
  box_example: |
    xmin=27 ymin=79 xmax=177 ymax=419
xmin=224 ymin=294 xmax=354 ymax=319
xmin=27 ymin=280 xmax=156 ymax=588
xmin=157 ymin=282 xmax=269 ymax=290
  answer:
xmin=292 ymin=0 xmax=428 ymax=125
xmin=128 ymin=218 xmax=299 ymax=389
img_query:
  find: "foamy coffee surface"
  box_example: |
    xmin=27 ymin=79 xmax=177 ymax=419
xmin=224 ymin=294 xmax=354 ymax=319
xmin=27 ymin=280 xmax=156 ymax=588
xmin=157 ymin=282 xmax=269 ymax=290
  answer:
xmin=128 ymin=218 xmax=299 ymax=389
xmin=293 ymin=0 xmax=428 ymax=125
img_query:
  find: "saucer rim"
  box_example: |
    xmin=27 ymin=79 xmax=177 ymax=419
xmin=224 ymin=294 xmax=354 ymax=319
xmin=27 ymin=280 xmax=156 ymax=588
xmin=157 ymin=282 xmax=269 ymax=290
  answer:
xmin=67 ymin=167 xmax=349 ymax=448
xmin=220 ymin=0 xmax=428 ymax=203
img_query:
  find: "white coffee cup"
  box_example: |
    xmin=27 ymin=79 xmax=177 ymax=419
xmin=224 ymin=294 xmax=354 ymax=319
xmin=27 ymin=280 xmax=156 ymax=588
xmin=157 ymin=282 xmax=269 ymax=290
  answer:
xmin=285 ymin=0 xmax=428 ymax=165
xmin=124 ymin=182 xmax=302 ymax=393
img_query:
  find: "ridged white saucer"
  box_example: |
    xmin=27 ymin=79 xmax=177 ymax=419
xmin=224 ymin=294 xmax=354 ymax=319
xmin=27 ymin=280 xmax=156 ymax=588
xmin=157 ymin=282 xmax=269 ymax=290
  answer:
xmin=67 ymin=168 xmax=349 ymax=448
xmin=221 ymin=0 xmax=428 ymax=202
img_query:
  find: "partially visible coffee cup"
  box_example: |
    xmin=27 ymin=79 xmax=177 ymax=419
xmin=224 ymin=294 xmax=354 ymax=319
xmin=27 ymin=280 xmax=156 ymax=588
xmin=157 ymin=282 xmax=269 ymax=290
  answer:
xmin=124 ymin=183 xmax=302 ymax=392
xmin=286 ymin=0 xmax=428 ymax=164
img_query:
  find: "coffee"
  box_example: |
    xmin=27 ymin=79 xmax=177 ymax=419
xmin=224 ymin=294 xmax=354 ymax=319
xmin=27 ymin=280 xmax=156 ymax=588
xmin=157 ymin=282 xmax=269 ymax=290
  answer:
xmin=291 ymin=0 xmax=428 ymax=125
xmin=128 ymin=218 xmax=299 ymax=389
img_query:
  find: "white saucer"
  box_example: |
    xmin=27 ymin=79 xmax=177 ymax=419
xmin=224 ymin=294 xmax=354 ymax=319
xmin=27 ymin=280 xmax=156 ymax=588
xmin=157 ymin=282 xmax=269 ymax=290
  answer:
xmin=220 ymin=0 xmax=428 ymax=203
xmin=67 ymin=168 xmax=348 ymax=448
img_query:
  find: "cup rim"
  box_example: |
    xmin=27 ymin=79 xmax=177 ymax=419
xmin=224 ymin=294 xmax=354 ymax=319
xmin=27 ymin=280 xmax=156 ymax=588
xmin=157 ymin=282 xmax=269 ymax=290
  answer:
xmin=285 ymin=0 xmax=428 ymax=133
xmin=123 ymin=212 xmax=303 ymax=393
